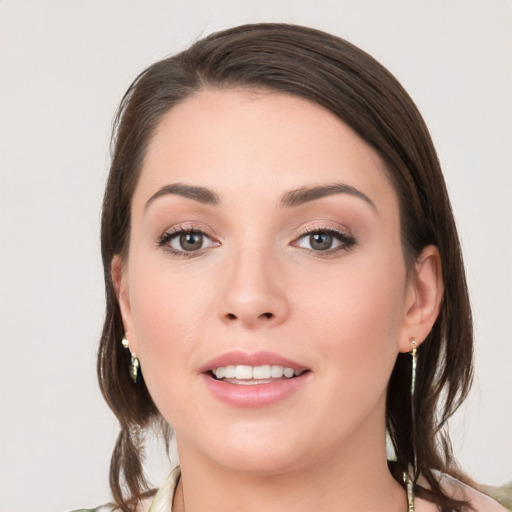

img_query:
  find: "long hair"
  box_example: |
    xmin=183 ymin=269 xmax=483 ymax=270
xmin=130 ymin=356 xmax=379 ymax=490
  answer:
xmin=98 ymin=23 xmax=473 ymax=512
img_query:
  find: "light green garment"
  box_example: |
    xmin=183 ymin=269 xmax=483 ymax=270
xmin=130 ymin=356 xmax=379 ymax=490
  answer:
xmin=147 ymin=467 xmax=181 ymax=512
xmin=70 ymin=467 xmax=181 ymax=512
xmin=71 ymin=467 xmax=511 ymax=512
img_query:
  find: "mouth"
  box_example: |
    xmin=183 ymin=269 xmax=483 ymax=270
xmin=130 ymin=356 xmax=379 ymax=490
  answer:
xmin=208 ymin=364 xmax=307 ymax=385
xmin=200 ymin=351 xmax=311 ymax=407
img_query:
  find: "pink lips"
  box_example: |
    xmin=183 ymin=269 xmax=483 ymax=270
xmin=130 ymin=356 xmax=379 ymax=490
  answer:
xmin=199 ymin=350 xmax=307 ymax=373
xmin=199 ymin=350 xmax=310 ymax=408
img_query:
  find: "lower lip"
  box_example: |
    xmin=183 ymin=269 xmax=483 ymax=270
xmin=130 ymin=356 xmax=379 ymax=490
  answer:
xmin=201 ymin=372 xmax=309 ymax=408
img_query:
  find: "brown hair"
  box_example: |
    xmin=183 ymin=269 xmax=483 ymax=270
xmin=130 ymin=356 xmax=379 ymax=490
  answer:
xmin=98 ymin=23 xmax=474 ymax=512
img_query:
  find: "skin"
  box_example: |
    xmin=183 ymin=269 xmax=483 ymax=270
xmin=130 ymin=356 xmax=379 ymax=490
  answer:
xmin=114 ymin=89 xmax=443 ymax=512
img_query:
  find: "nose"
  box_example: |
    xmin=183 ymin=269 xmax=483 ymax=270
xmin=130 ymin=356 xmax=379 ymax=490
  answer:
xmin=217 ymin=247 xmax=289 ymax=329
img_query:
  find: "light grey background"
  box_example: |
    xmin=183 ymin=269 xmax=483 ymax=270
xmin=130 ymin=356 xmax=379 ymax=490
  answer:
xmin=0 ymin=1 xmax=510 ymax=511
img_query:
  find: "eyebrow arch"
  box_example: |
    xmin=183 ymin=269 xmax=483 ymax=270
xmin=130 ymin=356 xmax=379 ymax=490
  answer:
xmin=145 ymin=183 xmax=220 ymax=211
xmin=279 ymin=183 xmax=377 ymax=211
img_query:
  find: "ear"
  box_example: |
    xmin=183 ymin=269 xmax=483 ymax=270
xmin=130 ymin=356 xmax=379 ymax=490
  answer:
xmin=398 ymin=245 xmax=444 ymax=353
xmin=111 ymin=255 xmax=138 ymax=354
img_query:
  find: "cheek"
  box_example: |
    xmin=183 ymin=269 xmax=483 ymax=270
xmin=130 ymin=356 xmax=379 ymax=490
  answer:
xmin=298 ymin=255 xmax=406 ymax=380
xmin=129 ymin=247 xmax=210 ymax=338
xmin=126 ymin=255 xmax=211 ymax=395
xmin=293 ymin=263 xmax=405 ymax=437
xmin=127 ymin=276 xmax=207 ymax=426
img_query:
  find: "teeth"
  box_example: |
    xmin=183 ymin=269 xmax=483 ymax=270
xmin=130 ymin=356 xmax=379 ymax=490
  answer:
xmin=270 ymin=365 xmax=283 ymax=378
xmin=253 ymin=365 xmax=271 ymax=379
xmin=235 ymin=365 xmax=253 ymax=380
xmin=283 ymin=367 xmax=294 ymax=378
xmin=213 ymin=364 xmax=302 ymax=380
xmin=224 ymin=365 xmax=236 ymax=379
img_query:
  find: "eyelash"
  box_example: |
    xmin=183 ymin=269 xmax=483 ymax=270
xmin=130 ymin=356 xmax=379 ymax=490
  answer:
xmin=157 ymin=224 xmax=356 ymax=258
xmin=292 ymin=225 xmax=356 ymax=256
xmin=157 ymin=225 xmax=219 ymax=257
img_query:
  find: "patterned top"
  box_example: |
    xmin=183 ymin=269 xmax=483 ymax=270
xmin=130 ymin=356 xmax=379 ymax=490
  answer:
xmin=71 ymin=466 xmax=508 ymax=512
xmin=70 ymin=467 xmax=180 ymax=512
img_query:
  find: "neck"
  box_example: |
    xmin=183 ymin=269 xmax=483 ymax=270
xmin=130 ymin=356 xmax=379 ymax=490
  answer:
xmin=173 ymin=427 xmax=406 ymax=512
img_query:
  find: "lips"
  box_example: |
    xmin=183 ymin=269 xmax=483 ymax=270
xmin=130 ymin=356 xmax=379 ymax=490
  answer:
xmin=199 ymin=350 xmax=310 ymax=407
xmin=199 ymin=350 xmax=307 ymax=373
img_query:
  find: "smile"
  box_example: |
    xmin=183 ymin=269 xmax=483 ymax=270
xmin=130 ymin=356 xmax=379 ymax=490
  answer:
xmin=212 ymin=364 xmax=305 ymax=382
xmin=200 ymin=351 xmax=311 ymax=407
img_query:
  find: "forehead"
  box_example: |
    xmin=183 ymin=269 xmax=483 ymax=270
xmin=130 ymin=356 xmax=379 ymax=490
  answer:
xmin=134 ymin=87 xmax=397 ymax=211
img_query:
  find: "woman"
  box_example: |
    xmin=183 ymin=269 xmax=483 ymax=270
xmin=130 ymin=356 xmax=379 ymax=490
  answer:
xmin=93 ymin=23 xmax=506 ymax=512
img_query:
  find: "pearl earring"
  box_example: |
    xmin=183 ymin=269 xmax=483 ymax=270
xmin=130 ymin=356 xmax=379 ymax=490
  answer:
xmin=121 ymin=337 xmax=140 ymax=384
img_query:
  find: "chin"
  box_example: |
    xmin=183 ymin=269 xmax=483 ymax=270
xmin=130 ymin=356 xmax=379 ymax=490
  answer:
xmin=179 ymin=422 xmax=309 ymax=476
xmin=214 ymin=445 xmax=305 ymax=476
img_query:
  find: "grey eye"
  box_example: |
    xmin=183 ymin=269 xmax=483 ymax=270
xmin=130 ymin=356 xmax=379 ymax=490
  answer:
xmin=159 ymin=226 xmax=220 ymax=255
xmin=169 ymin=232 xmax=209 ymax=252
xmin=293 ymin=229 xmax=355 ymax=253
xmin=308 ymin=232 xmax=333 ymax=251
xmin=181 ymin=232 xmax=203 ymax=251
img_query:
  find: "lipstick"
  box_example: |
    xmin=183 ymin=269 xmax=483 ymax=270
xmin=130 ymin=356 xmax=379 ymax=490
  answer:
xmin=199 ymin=350 xmax=310 ymax=408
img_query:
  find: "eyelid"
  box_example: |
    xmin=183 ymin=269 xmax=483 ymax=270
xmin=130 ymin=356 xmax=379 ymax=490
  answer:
xmin=291 ymin=224 xmax=356 ymax=254
xmin=295 ymin=223 xmax=351 ymax=237
xmin=157 ymin=223 xmax=221 ymax=256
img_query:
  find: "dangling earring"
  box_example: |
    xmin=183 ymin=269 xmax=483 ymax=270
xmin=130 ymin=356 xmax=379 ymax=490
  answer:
xmin=122 ymin=337 xmax=140 ymax=384
xmin=410 ymin=338 xmax=418 ymax=472
xmin=410 ymin=339 xmax=417 ymax=399
xmin=403 ymin=338 xmax=418 ymax=512
xmin=403 ymin=471 xmax=415 ymax=512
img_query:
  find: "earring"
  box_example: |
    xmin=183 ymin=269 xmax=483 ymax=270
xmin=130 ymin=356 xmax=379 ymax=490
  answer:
xmin=403 ymin=471 xmax=415 ymax=512
xmin=121 ymin=337 xmax=140 ymax=384
xmin=404 ymin=338 xmax=418 ymax=512
xmin=410 ymin=338 xmax=417 ymax=398
xmin=409 ymin=338 xmax=418 ymax=471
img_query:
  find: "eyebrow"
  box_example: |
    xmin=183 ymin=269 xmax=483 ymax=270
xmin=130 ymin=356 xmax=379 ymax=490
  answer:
xmin=144 ymin=182 xmax=376 ymax=212
xmin=279 ymin=183 xmax=377 ymax=211
xmin=145 ymin=183 xmax=220 ymax=211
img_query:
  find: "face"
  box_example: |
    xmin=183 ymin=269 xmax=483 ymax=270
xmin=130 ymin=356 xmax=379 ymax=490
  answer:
xmin=117 ymin=88 xmax=417 ymax=475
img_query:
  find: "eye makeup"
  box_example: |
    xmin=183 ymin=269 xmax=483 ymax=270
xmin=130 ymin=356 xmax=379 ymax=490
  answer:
xmin=156 ymin=223 xmax=220 ymax=258
xmin=292 ymin=224 xmax=356 ymax=256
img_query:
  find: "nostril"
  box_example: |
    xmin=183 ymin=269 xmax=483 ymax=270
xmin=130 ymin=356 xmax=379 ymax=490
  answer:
xmin=223 ymin=311 xmax=276 ymax=323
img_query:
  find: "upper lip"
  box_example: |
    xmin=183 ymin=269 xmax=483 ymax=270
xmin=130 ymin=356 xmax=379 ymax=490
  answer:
xmin=199 ymin=350 xmax=308 ymax=373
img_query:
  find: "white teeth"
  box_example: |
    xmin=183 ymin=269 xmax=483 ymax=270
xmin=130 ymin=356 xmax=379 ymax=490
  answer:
xmin=283 ymin=367 xmax=294 ymax=378
xmin=215 ymin=366 xmax=226 ymax=379
xmin=270 ymin=365 xmax=284 ymax=378
xmin=224 ymin=365 xmax=236 ymax=379
xmin=235 ymin=365 xmax=253 ymax=379
xmin=253 ymin=365 xmax=271 ymax=379
xmin=213 ymin=364 xmax=301 ymax=380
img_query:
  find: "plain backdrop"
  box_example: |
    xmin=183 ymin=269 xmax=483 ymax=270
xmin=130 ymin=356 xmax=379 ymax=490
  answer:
xmin=0 ymin=1 xmax=511 ymax=511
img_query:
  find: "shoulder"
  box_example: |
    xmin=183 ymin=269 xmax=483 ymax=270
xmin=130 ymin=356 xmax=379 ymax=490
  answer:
xmin=69 ymin=507 xmax=115 ymax=512
xmin=70 ymin=467 xmax=181 ymax=512
xmin=68 ymin=494 xmax=154 ymax=512
xmin=437 ymin=473 xmax=509 ymax=512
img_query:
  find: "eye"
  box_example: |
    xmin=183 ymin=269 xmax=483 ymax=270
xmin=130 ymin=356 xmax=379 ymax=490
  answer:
xmin=293 ymin=228 xmax=355 ymax=253
xmin=158 ymin=227 xmax=219 ymax=255
xmin=305 ymin=232 xmax=335 ymax=251
xmin=172 ymin=232 xmax=207 ymax=251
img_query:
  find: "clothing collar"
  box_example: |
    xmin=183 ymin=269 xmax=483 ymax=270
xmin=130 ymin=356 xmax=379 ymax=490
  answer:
xmin=148 ymin=466 xmax=181 ymax=512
